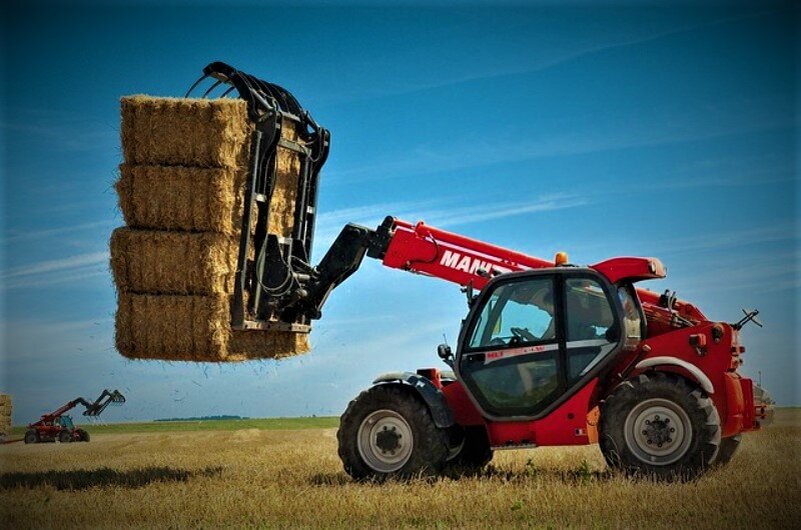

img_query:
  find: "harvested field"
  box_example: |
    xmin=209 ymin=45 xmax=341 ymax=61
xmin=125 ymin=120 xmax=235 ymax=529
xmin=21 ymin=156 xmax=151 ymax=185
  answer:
xmin=113 ymin=97 xmax=311 ymax=362
xmin=1 ymin=410 xmax=798 ymax=529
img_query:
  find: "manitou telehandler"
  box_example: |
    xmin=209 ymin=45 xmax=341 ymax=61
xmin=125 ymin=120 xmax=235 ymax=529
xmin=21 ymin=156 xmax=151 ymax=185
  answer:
xmin=24 ymin=389 xmax=125 ymax=444
xmin=187 ymin=63 xmax=773 ymax=480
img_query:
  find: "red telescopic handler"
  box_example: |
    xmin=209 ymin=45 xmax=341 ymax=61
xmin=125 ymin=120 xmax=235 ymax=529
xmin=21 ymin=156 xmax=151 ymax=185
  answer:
xmin=181 ymin=63 xmax=776 ymax=481
xmin=23 ymin=389 xmax=126 ymax=444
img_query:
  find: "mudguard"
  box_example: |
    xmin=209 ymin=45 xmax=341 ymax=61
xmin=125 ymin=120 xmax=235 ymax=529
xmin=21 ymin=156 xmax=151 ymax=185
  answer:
xmin=372 ymin=372 xmax=455 ymax=428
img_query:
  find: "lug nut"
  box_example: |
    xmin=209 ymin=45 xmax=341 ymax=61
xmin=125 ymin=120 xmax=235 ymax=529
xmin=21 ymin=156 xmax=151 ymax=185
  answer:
xmin=654 ymin=415 xmax=660 ymax=421
xmin=670 ymin=427 xmax=675 ymax=433
xmin=642 ymin=430 xmax=648 ymax=435
xmin=658 ymin=443 xmax=663 ymax=448
xmin=647 ymin=439 xmax=653 ymax=445
xmin=664 ymin=418 xmax=670 ymax=423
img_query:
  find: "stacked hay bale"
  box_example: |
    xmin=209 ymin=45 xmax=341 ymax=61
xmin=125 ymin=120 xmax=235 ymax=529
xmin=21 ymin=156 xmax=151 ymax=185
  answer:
xmin=0 ymin=394 xmax=12 ymax=438
xmin=112 ymin=96 xmax=309 ymax=362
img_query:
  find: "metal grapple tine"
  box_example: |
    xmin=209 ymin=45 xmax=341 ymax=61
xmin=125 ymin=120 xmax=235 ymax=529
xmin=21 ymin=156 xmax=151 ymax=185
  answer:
xmin=201 ymin=79 xmax=223 ymax=98
xmin=184 ymin=74 xmax=209 ymax=98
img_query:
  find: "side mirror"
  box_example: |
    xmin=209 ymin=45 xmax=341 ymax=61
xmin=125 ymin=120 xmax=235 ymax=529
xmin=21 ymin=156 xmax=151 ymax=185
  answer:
xmin=437 ymin=343 xmax=452 ymax=361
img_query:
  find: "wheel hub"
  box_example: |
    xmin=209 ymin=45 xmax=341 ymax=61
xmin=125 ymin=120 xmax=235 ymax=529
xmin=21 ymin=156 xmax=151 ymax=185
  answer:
xmin=624 ymin=398 xmax=692 ymax=466
xmin=357 ymin=409 xmax=413 ymax=473
xmin=375 ymin=426 xmax=402 ymax=453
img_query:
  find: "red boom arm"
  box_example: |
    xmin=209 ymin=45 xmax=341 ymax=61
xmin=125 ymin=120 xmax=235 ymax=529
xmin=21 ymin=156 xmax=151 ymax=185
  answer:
xmin=376 ymin=218 xmax=707 ymax=326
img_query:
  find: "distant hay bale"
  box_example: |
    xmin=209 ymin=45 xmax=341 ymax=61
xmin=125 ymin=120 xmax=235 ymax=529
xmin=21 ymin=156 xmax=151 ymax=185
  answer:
xmin=0 ymin=393 xmax=12 ymax=434
xmin=115 ymin=293 xmax=309 ymax=362
xmin=121 ymin=96 xmax=251 ymax=168
xmin=110 ymin=228 xmax=236 ymax=295
xmin=116 ymin=165 xmax=244 ymax=233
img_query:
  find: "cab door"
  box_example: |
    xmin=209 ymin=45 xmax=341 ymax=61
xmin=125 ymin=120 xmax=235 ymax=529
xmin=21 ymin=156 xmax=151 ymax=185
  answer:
xmin=456 ymin=270 xmax=624 ymax=420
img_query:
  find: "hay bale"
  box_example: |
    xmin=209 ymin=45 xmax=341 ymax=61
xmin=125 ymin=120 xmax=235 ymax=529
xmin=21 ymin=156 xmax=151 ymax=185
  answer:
xmin=269 ymin=120 xmax=301 ymax=239
xmin=0 ymin=394 xmax=11 ymax=435
xmin=116 ymin=165 xmax=245 ymax=233
xmin=118 ymin=98 xmax=300 ymax=237
xmin=121 ymin=96 xmax=251 ymax=167
xmin=115 ymin=293 xmax=309 ymax=362
xmin=110 ymin=228 xmax=236 ymax=295
xmin=114 ymin=97 xmax=312 ymax=362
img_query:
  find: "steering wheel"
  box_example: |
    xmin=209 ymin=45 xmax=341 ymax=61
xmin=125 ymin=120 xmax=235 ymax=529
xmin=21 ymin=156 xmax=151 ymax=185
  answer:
xmin=510 ymin=327 xmax=538 ymax=342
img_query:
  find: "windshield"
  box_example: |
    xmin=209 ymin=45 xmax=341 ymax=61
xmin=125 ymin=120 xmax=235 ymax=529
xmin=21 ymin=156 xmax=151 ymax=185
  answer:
xmin=468 ymin=278 xmax=555 ymax=349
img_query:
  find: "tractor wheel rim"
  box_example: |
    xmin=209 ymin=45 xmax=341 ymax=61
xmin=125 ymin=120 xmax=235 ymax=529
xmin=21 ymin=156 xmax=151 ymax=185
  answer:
xmin=357 ymin=409 xmax=413 ymax=473
xmin=624 ymin=398 xmax=692 ymax=466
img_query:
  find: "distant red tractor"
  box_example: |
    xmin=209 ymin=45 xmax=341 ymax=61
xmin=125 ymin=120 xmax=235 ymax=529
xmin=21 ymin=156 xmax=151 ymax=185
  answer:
xmin=24 ymin=389 xmax=125 ymax=444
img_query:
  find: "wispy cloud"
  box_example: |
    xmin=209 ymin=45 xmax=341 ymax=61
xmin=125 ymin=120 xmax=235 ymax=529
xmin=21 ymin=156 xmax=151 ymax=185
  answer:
xmin=646 ymin=222 xmax=797 ymax=257
xmin=423 ymin=194 xmax=589 ymax=228
xmin=313 ymin=194 xmax=589 ymax=249
xmin=2 ymin=220 xmax=114 ymax=244
xmin=1 ymin=108 xmax=117 ymax=153
xmin=0 ymin=251 xmax=109 ymax=289
xmin=327 ymin=97 xmax=792 ymax=185
xmin=330 ymin=9 xmax=778 ymax=103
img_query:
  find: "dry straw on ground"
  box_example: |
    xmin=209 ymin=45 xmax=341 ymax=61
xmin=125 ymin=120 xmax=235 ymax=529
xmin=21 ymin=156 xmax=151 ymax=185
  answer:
xmin=1 ymin=410 xmax=798 ymax=529
xmin=113 ymin=96 xmax=311 ymax=362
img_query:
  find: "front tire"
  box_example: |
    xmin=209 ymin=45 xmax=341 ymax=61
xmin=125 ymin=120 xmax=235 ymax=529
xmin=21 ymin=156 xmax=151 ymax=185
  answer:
xmin=599 ymin=372 xmax=721 ymax=480
xmin=58 ymin=430 xmax=72 ymax=443
xmin=24 ymin=429 xmax=39 ymax=444
xmin=338 ymin=385 xmax=449 ymax=480
xmin=76 ymin=429 xmax=90 ymax=442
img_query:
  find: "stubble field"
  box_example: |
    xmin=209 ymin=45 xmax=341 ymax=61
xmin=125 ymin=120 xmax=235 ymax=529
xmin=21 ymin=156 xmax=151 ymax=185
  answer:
xmin=1 ymin=410 xmax=798 ymax=529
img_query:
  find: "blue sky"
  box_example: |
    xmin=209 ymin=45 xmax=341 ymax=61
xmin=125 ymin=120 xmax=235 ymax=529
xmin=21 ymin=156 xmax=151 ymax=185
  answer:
xmin=1 ymin=1 xmax=797 ymax=424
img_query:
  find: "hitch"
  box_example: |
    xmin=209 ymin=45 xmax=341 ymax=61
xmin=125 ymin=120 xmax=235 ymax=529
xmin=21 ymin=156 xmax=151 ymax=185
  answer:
xmin=187 ymin=62 xmax=331 ymax=332
xmin=733 ymin=308 xmax=763 ymax=331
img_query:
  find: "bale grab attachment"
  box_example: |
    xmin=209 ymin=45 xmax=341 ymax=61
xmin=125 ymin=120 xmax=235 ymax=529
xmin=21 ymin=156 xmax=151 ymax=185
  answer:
xmin=186 ymin=62 xmax=332 ymax=333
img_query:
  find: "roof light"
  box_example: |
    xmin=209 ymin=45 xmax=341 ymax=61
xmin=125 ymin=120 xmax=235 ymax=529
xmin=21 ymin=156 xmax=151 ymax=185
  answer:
xmin=555 ymin=251 xmax=569 ymax=266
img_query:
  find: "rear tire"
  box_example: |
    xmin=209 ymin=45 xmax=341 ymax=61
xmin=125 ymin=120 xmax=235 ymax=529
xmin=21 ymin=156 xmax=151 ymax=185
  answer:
xmin=599 ymin=372 xmax=720 ymax=480
xmin=58 ymin=430 xmax=72 ymax=443
xmin=338 ymin=385 xmax=449 ymax=480
xmin=445 ymin=426 xmax=493 ymax=471
xmin=24 ymin=429 xmax=39 ymax=444
xmin=715 ymin=435 xmax=741 ymax=466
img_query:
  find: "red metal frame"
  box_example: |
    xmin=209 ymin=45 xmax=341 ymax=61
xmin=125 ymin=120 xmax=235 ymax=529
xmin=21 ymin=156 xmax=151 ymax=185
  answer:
xmin=380 ymin=218 xmax=764 ymax=447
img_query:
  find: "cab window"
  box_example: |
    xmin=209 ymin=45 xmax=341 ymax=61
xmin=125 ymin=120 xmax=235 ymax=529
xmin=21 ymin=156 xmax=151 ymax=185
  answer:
xmin=564 ymin=278 xmax=618 ymax=381
xmin=468 ymin=278 xmax=556 ymax=349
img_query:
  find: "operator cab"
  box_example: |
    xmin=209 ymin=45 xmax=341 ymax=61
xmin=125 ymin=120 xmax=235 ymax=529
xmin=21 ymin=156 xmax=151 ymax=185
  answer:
xmin=455 ymin=268 xmax=644 ymax=420
xmin=56 ymin=416 xmax=75 ymax=430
